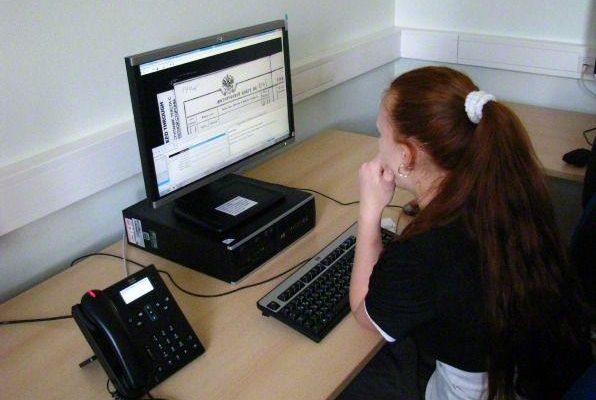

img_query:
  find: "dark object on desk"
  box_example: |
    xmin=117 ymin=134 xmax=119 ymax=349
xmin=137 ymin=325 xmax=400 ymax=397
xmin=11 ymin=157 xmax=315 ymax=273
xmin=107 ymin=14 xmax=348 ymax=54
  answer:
xmin=257 ymin=223 xmax=395 ymax=342
xmin=72 ymin=265 xmax=205 ymax=399
xmin=562 ymin=148 xmax=591 ymax=167
xmin=569 ymin=140 xmax=596 ymax=308
xmin=173 ymin=177 xmax=285 ymax=234
xmin=402 ymin=201 xmax=420 ymax=216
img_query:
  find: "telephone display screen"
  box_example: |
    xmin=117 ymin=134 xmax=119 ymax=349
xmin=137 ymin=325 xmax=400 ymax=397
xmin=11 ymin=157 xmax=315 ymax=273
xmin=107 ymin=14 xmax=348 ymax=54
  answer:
xmin=120 ymin=277 xmax=154 ymax=304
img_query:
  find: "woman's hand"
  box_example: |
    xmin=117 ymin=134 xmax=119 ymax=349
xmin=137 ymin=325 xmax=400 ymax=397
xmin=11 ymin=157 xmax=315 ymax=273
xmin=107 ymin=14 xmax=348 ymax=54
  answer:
xmin=358 ymin=157 xmax=396 ymax=221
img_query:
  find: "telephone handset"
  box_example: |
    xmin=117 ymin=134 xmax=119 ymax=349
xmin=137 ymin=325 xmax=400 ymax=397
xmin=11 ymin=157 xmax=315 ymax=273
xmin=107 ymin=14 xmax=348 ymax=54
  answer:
xmin=72 ymin=265 xmax=205 ymax=399
xmin=76 ymin=289 xmax=149 ymax=395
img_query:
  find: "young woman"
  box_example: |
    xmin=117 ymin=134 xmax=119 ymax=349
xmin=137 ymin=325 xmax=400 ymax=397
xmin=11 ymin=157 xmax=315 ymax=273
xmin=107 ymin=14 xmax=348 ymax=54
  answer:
xmin=348 ymin=67 xmax=593 ymax=399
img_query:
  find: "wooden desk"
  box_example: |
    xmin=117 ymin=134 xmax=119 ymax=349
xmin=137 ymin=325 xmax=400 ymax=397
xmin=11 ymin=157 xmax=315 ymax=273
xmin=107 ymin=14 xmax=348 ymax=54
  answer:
xmin=507 ymin=102 xmax=596 ymax=182
xmin=0 ymin=130 xmax=411 ymax=400
xmin=2 ymin=102 xmax=592 ymax=398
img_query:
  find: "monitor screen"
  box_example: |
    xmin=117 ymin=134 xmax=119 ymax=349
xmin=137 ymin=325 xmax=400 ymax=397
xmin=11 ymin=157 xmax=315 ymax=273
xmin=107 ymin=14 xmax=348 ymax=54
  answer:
xmin=125 ymin=20 xmax=294 ymax=207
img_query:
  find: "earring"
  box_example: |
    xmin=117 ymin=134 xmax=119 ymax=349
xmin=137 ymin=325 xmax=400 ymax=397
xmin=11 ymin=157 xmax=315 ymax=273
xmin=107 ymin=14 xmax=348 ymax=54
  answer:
xmin=397 ymin=164 xmax=410 ymax=178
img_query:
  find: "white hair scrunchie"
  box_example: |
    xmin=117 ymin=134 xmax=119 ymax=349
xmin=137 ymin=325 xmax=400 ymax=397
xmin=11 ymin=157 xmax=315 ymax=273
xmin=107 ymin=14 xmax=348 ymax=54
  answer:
xmin=465 ymin=90 xmax=496 ymax=124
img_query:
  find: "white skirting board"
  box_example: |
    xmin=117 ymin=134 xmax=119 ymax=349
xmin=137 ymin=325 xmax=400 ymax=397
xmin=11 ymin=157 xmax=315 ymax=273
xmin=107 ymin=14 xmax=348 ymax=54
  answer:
xmin=0 ymin=28 xmax=401 ymax=236
xmin=400 ymin=27 xmax=596 ymax=80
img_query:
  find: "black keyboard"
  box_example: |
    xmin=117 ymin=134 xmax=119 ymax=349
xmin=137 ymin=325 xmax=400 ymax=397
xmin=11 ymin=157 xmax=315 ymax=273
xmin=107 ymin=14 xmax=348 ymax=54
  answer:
xmin=257 ymin=223 xmax=395 ymax=342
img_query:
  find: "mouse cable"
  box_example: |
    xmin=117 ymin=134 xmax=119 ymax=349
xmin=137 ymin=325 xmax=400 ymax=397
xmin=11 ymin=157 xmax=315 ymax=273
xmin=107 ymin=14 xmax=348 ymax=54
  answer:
xmin=277 ymin=185 xmax=403 ymax=209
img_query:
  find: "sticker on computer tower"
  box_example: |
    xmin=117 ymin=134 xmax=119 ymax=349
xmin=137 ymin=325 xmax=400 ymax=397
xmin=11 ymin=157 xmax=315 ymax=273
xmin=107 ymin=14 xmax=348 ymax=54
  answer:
xmin=125 ymin=218 xmax=136 ymax=244
xmin=132 ymin=219 xmax=145 ymax=248
xmin=151 ymin=231 xmax=159 ymax=248
xmin=125 ymin=218 xmax=146 ymax=248
xmin=215 ymin=196 xmax=257 ymax=216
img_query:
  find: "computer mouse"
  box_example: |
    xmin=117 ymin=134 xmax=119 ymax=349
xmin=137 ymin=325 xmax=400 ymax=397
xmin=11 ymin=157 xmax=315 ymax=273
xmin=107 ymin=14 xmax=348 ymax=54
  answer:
xmin=563 ymin=148 xmax=591 ymax=167
xmin=402 ymin=202 xmax=420 ymax=216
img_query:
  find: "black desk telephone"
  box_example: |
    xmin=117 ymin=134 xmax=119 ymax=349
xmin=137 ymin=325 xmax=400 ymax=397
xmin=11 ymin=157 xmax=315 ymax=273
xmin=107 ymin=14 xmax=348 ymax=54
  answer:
xmin=72 ymin=265 xmax=205 ymax=399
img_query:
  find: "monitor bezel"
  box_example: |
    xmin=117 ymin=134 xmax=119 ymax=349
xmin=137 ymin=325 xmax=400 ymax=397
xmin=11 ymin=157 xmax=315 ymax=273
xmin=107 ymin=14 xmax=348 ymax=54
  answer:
xmin=125 ymin=19 xmax=295 ymax=208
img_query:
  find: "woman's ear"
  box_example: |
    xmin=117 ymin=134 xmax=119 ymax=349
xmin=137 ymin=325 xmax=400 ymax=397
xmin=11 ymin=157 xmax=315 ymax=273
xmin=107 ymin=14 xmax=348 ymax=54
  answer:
xmin=400 ymin=143 xmax=414 ymax=170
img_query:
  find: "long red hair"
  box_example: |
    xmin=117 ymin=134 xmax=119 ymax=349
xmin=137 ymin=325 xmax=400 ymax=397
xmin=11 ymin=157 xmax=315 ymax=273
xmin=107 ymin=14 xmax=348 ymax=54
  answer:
xmin=387 ymin=66 xmax=592 ymax=399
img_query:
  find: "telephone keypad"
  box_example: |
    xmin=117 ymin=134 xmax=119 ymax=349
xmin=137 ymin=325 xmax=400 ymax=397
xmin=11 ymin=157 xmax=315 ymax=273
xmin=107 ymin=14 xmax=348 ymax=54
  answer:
xmin=130 ymin=294 xmax=203 ymax=379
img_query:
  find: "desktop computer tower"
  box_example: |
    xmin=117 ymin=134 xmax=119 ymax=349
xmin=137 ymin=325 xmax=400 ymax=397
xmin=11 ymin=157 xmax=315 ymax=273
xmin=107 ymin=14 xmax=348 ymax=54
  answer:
xmin=122 ymin=177 xmax=316 ymax=283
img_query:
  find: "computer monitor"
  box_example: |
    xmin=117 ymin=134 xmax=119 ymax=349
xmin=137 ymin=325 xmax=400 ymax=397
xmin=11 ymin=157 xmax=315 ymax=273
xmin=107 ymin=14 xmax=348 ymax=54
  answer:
xmin=125 ymin=20 xmax=294 ymax=232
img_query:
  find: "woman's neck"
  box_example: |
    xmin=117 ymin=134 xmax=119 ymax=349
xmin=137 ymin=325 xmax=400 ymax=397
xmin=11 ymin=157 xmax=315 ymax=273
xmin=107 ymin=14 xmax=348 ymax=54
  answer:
xmin=413 ymin=168 xmax=446 ymax=209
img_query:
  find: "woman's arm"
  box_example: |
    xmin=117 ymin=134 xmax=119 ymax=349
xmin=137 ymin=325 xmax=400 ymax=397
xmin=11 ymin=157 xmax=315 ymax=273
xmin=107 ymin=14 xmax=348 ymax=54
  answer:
xmin=350 ymin=209 xmax=383 ymax=330
xmin=349 ymin=158 xmax=395 ymax=331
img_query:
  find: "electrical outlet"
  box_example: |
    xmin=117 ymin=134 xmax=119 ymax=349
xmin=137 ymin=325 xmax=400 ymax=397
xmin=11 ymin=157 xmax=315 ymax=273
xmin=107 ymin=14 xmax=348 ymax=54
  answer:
xmin=581 ymin=56 xmax=595 ymax=68
xmin=580 ymin=54 xmax=596 ymax=78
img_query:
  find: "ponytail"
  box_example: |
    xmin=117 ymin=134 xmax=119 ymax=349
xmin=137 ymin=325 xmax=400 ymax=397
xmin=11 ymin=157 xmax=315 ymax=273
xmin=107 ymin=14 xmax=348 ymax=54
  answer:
xmin=387 ymin=67 xmax=592 ymax=399
xmin=467 ymin=102 xmax=590 ymax=399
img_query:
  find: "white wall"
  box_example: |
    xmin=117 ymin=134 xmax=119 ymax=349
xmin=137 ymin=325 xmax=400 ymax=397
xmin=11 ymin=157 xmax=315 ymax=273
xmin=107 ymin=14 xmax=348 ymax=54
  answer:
xmin=395 ymin=0 xmax=595 ymax=45
xmin=0 ymin=1 xmax=395 ymax=301
xmin=394 ymin=0 xmax=596 ymax=113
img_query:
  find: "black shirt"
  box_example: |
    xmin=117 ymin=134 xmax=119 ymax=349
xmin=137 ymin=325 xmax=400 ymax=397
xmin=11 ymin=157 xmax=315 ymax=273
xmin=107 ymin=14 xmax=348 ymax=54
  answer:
xmin=365 ymin=223 xmax=488 ymax=372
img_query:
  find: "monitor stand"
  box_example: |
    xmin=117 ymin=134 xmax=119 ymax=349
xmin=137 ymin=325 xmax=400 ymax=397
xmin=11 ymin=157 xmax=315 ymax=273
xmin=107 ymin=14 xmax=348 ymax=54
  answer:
xmin=173 ymin=175 xmax=285 ymax=234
